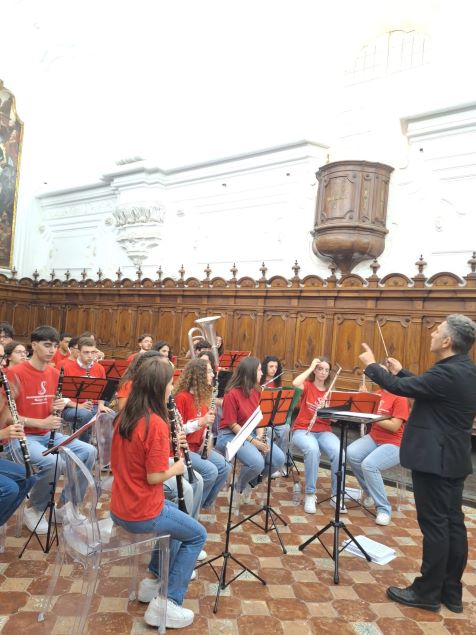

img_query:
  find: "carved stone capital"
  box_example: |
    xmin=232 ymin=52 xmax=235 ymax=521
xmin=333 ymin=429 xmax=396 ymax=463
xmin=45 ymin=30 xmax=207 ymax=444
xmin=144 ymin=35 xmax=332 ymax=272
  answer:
xmin=112 ymin=203 xmax=164 ymax=265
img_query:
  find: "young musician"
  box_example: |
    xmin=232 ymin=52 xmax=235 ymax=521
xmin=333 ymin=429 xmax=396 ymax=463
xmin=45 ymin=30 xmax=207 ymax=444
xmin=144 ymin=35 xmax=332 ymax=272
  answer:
xmin=51 ymin=332 xmax=72 ymax=368
xmin=2 ymin=326 xmax=96 ymax=534
xmin=3 ymin=341 xmax=28 ymax=367
xmin=56 ymin=336 xmax=80 ymax=368
xmin=174 ymin=358 xmax=231 ymax=509
xmin=0 ymin=322 xmax=15 ymax=347
xmin=110 ymin=356 xmax=207 ymax=629
xmin=126 ymin=333 xmax=154 ymax=363
xmin=292 ymin=358 xmax=344 ymax=514
xmin=216 ymin=356 xmax=285 ymax=503
xmin=346 ymin=366 xmax=409 ymax=525
xmin=260 ymin=355 xmax=289 ymax=466
xmin=117 ymin=351 xmax=205 ymax=522
xmin=62 ymin=336 xmax=112 ymax=437
xmin=153 ymin=340 xmax=173 ymax=362
xmin=0 ymin=424 xmax=37 ymax=528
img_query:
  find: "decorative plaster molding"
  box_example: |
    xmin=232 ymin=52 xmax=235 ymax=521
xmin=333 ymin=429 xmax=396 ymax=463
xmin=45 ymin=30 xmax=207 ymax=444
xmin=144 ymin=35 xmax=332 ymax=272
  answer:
xmin=112 ymin=203 xmax=164 ymax=265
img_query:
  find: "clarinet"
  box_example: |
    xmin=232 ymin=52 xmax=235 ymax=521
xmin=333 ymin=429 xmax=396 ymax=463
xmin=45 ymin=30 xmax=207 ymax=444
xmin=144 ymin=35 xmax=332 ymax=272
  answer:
xmin=47 ymin=367 xmax=64 ymax=450
xmin=169 ymin=394 xmax=196 ymax=483
xmin=201 ymin=385 xmax=217 ymax=460
xmin=0 ymin=370 xmax=34 ymax=477
xmin=167 ymin=395 xmax=188 ymax=514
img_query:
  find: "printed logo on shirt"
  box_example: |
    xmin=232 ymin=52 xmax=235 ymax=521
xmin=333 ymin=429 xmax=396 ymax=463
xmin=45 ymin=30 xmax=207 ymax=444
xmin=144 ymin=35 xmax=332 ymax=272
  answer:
xmin=25 ymin=380 xmax=54 ymax=407
xmin=39 ymin=381 xmax=47 ymax=396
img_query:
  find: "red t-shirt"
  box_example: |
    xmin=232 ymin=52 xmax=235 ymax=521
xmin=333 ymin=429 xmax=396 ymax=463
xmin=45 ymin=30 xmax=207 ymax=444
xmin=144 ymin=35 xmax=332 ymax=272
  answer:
xmin=110 ymin=413 xmax=170 ymax=521
xmin=174 ymin=390 xmax=207 ymax=452
xmin=52 ymin=348 xmax=70 ymax=368
xmin=293 ymin=381 xmax=332 ymax=433
xmin=126 ymin=352 xmax=138 ymax=364
xmin=220 ymin=387 xmax=260 ymax=430
xmin=62 ymin=359 xmax=106 ymax=379
xmin=8 ymin=362 xmax=59 ymax=435
xmin=369 ymin=390 xmax=409 ymax=446
xmin=116 ymin=380 xmax=132 ymax=400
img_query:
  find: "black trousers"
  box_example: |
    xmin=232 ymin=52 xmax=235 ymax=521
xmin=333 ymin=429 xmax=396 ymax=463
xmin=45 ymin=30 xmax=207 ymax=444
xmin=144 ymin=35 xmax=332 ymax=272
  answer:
xmin=411 ymin=470 xmax=467 ymax=604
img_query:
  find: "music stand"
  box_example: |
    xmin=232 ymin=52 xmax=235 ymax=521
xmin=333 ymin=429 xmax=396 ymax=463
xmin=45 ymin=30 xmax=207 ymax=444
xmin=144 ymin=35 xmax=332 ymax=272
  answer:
xmin=62 ymin=376 xmax=108 ymax=432
xmin=196 ymin=406 xmax=266 ymax=613
xmin=99 ymin=359 xmax=129 ymax=379
xmin=298 ymin=394 xmax=385 ymax=584
xmin=19 ymin=417 xmax=97 ymax=557
xmin=218 ymin=350 xmax=251 ymax=371
xmin=232 ymin=388 xmax=296 ymax=553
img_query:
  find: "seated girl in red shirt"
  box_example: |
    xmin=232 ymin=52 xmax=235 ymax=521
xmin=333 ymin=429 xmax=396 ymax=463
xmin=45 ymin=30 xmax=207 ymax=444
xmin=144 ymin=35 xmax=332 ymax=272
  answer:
xmin=174 ymin=358 xmax=231 ymax=509
xmin=110 ymin=356 xmax=206 ymax=630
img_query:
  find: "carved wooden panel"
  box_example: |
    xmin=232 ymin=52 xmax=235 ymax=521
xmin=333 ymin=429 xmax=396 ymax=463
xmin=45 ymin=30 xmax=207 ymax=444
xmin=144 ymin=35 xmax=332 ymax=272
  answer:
xmin=232 ymin=311 xmax=257 ymax=353
xmin=10 ymin=303 xmax=31 ymax=337
xmin=94 ymin=308 xmax=117 ymax=346
xmin=157 ymin=309 xmax=177 ymax=345
xmin=260 ymin=313 xmax=288 ymax=361
xmin=294 ymin=313 xmax=327 ymax=367
xmin=331 ymin=314 xmax=366 ymax=374
xmin=136 ymin=308 xmax=156 ymax=338
xmin=115 ymin=309 xmax=136 ymax=348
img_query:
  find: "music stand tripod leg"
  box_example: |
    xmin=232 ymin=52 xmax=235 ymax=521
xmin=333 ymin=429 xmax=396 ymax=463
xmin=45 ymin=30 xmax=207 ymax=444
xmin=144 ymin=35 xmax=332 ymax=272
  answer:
xmin=19 ymin=452 xmax=60 ymax=557
xmin=195 ymin=457 xmax=266 ymax=614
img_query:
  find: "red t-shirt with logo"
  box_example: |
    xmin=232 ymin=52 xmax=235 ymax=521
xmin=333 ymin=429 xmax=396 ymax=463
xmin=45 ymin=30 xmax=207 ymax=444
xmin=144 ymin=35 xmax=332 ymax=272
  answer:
xmin=110 ymin=413 xmax=170 ymax=521
xmin=174 ymin=390 xmax=207 ymax=452
xmin=369 ymin=390 xmax=409 ymax=446
xmin=220 ymin=387 xmax=261 ymax=430
xmin=293 ymin=381 xmax=332 ymax=433
xmin=8 ymin=362 xmax=59 ymax=435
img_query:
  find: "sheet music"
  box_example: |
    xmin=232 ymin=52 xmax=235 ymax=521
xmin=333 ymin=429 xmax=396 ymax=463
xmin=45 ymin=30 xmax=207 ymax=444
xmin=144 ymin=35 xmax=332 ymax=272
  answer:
xmin=342 ymin=536 xmax=396 ymax=565
xmin=225 ymin=406 xmax=263 ymax=462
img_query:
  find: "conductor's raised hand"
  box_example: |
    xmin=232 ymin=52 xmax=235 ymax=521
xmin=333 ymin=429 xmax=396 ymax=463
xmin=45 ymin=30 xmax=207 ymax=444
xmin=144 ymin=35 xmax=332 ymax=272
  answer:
xmin=386 ymin=357 xmax=402 ymax=375
xmin=359 ymin=343 xmax=376 ymax=368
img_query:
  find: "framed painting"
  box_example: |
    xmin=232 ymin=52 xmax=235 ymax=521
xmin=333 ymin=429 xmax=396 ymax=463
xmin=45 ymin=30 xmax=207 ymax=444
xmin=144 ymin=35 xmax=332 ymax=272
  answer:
xmin=0 ymin=79 xmax=23 ymax=269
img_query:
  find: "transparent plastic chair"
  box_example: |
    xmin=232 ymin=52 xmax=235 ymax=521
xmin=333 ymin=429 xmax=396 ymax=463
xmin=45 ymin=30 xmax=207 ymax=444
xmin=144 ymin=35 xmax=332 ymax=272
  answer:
xmin=93 ymin=411 xmax=116 ymax=493
xmin=38 ymin=446 xmax=170 ymax=634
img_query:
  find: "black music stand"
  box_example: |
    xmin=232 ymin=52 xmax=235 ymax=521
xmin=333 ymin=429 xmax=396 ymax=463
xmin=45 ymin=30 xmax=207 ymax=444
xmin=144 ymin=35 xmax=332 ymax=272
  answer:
xmin=218 ymin=350 xmax=251 ymax=371
xmin=62 ymin=376 xmax=108 ymax=432
xmin=298 ymin=395 xmax=384 ymax=584
xmin=19 ymin=418 xmax=97 ymax=557
xmin=196 ymin=408 xmax=266 ymax=613
xmin=231 ymin=388 xmax=296 ymax=553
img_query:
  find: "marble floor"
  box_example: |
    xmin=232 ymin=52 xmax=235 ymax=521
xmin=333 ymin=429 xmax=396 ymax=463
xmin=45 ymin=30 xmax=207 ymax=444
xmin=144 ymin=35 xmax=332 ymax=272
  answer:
xmin=1 ymin=466 xmax=475 ymax=635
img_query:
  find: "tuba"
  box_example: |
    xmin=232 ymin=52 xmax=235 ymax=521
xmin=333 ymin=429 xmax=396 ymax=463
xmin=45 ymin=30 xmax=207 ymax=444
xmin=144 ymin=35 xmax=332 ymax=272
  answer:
xmin=188 ymin=315 xmax=221 ymax=367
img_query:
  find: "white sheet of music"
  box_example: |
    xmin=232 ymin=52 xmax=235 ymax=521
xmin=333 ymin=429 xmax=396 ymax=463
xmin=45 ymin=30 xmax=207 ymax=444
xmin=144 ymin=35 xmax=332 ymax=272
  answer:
xmin=225 ymin=406 xmax=263 ymax=462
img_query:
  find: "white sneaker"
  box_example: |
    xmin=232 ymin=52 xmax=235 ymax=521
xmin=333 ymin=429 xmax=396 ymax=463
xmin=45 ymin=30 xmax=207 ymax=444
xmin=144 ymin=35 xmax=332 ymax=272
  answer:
xmin=138 ymin=577 xmax=159 ymax=603
xmin=190 ymin=569 xmax=197 ymax=581
xmin=24 ymin=506 xmax=48 ymax=534
xmin=145 ymin=597 xmax=194 ymax=629
xmin=304 ymin=494 xmax=316 ymax=514
xmin=330 ymin=496 xmax=348 ymax=514
xmin=375 ymin=511 xmax=391 ymax=526
xmin=271 ymin=470 xmax=280 ymax=479
xmin=362 ymin=496 xmax=374 ymax=508
xmin=197 ymin=549 xmax=207 ymax=561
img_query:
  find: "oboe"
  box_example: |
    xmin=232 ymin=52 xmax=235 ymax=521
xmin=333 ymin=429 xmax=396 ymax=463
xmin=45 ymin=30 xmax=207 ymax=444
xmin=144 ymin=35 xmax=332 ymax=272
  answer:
xmin=0 ymin=370 xmax=34 ymax=477
xmin=306 ymin=364 xmax=342 ymax=434
xmin=47 ymin=367 xmax=64 ymax=450
xmin=167 ymin=395 xmax=188 ymax=514
xmin=201 ymin=384 xmax=217 ymax=460
xmin=171 ymin=395 xmax=196 ymax=483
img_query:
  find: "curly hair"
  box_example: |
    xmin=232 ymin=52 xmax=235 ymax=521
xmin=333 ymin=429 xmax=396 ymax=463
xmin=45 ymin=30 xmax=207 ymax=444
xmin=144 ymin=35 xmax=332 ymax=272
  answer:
xmin=174 ymin=357 xmax=213 ymax=409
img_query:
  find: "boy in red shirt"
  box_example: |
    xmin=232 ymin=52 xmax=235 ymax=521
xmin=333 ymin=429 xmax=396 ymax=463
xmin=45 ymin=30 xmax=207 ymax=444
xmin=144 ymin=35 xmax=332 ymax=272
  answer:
xmin=62 ymin=336 xmax=113 ymax=437
xmin=2 ymin=326 xmax=96 ymax=534
xmin=51 ymin=332 xmax=72 ymax=368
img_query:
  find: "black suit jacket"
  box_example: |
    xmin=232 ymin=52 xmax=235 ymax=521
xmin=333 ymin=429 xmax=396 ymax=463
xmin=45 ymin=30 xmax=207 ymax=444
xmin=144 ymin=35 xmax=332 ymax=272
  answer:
xmin=365 ymin=355 xmax=476 ymax=478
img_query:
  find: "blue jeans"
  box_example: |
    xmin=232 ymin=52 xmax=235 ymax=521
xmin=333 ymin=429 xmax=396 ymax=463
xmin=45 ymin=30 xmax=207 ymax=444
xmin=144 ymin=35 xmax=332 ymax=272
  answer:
xmin=0 ymin=459 xmax=37 ymax=526
xmin=111 ymin=500 xmax=207 ymax=606
xmin=163 ymin=460 xmax=203 ymax=520
xmin=7 ymin=433 xmax=97 ymax=512
xmin=63 ymin=405 xmax=97 ymax=441
xmin=346 ymin=435 xmax=400 ymax=516
xmin=189 ymin=450 xmax=231 ymax=508
xmin=216 ymin=430 xmax=285 ymax=492
xmin=292 ymin=429 xmax=341 ymax=495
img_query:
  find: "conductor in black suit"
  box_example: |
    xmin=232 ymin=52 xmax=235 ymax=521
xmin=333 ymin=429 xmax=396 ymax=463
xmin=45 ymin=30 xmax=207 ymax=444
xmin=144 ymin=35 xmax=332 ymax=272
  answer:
xmin=359 ymin=314 xmax=476 ymax=614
